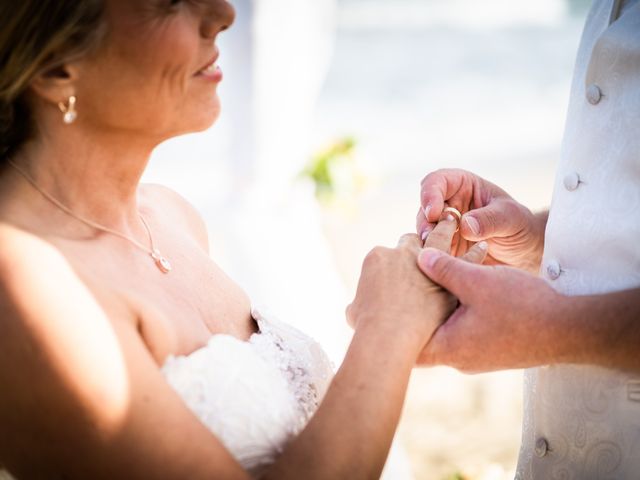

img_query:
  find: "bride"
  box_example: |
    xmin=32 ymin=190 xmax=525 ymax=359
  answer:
xmin=0 ymin=1 xmax=486 ymax=478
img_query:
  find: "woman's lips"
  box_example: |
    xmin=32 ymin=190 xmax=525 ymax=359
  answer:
xmin=196 ymin=49 xmax=222 ymax=81
xmin=196 ymin=61 xmax=223 ymax=82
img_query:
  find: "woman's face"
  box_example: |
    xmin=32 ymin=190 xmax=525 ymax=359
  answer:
xmin=73 ymin=0 xmax=235 ymax=142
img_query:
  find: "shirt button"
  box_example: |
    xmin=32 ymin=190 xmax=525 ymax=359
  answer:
xmin=563 ymin=172 xmax=581 ymax=191
xmin=535 ymin=437 xmax=549 ymax=458
xmin=546 ymin=260 xmax=561 ymax=280
xmin=586 ymin=84 xmax=602 ymax=105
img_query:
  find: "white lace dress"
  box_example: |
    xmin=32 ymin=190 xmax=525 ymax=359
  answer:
xmin=0 ymin=308 xmax=334 ymax=479
xmin=162 ymin=307 xmax=335 ymax=476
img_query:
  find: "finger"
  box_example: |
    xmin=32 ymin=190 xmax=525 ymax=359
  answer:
xmin=416 ymin=208 xmax=436 ymax=240
xmin=423 ymin=215 xmax=457 ymax=253
xmin=415 ymin=207 xmax=435 ymax=240
xmin=397 ymin=233 xmax=422 ymax=253
xmin=420 ymin=169 xmax=468 ymax=223
xmin=416 ymin=207 xmax=425 ymax=232
xmin=461 ymin=241 xmax=489 ymax=265
xmin=345 ymin=303 xmax=355 ymax=329
xmin=417 ymin=248 xmax=483 ymax=302
xmin=460 ymin=199 xmax=526 ymax=242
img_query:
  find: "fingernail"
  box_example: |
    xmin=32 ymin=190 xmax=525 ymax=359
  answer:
xmin=420 ymin=224 xmax=433 ymax=241
xmin=465 ymin=216 xmax=480 ymax=236
xmin=478 ymin=241 xmax=488 ymax=251
xmin=446 ymin=214 xmax=456 ymax=222
xmin=423 ymin=205 xmax=432 ymax=221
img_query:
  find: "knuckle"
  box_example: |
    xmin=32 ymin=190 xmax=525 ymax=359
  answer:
xmin=399 ymin=233 xmax=419 ymax=248
xmin=364 ymin=247 xmax=379 ymax=262
xmin=420 ymin=170 xmax=438 ymax=186
xmin=482 ymin=207 xmax=500 ymax=231
xmin=501 ymin=200 xmax=522 ymax=224
xmin=363 ymin=246 xmax=387 ymax=266
xmin=345 ymin=304 xmax=355 ymax=327
xmin=421 ymin=168 xmax=447 ymax=186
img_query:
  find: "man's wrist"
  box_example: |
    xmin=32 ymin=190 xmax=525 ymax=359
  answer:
xmin=543 ymin=290 xmax=608 ymax=367
xmin=519 ymin=209 xmax=548 ymax=274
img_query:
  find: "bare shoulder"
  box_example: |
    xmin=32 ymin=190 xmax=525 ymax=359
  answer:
xmin=0 ymin=223 xmax=75 ymax=293
xmin=0 ymin=222 xmax=132 ymax=428
xmin=0 ymin=224 xmax=243 ymax=479
xmin=0 ymin=223 xmax=123 ymax=356
xmin=139 ymin=183 xmax=209 ymax=253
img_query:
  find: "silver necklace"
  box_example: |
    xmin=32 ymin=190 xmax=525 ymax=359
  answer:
xmin=8 ymin=160 xmax=172 ymax=274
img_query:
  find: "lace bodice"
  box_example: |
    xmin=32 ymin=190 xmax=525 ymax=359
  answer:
xmin=161 ymin=307 xmax=334 ymax=477
xmin=0 ymin=308 xmax=334 ymax=480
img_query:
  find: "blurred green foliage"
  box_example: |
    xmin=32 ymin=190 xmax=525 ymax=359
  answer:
xmin=444 ymin=473 xmax=467 ymax=480
xmin=300 ymin=136 xmax=361 ymax=203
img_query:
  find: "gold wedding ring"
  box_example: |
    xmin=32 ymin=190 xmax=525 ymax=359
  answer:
xmin=443 ymin=206 xmax=462 ymax=232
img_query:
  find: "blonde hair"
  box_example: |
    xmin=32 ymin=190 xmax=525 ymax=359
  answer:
xmin=0 ymin=0 xmax=105 ymax=159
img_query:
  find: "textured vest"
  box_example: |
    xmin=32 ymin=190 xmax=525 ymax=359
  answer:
xmin=516 ymin=1 xmax=640 ymax=478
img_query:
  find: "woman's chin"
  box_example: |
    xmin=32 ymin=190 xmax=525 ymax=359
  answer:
xmin=193 ymin=97 xmax=222 ymax=130
xmin=170 ymin=106 xmax=221 ymax=137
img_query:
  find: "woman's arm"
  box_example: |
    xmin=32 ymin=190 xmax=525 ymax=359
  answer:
xmin=265 ymin=224 xmax=465 ymax=479
xmin=0 ymin=227 xmax=247 ymax=479
xmin=0 ymin=219 xmax=470 ymax=479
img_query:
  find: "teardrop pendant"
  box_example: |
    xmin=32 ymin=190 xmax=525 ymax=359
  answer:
xmin=151 ymin=249 xmax=172 ymax=274
xmin=63 ymin=110 xmax=77 ymax=124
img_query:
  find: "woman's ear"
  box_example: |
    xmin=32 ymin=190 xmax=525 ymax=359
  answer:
xmin=29 ymin=63 xmax=80 ymax=105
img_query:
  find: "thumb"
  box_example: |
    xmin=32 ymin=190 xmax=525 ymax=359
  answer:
xmin=417 ymin=248 xmax=481 ymax=301
xmin=460 ymin=199 xmax=526 ymax=242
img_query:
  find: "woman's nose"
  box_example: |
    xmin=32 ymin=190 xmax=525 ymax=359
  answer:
xmin=200 ymin=0 xmax=236 ymax=39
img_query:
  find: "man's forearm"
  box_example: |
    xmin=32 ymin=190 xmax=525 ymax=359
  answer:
xmin=555 ymin=287 xmax=640 ymax=371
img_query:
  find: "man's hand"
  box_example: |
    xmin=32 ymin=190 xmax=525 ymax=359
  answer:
xmin=416 ymin=169 xmax=547 ymax=274
xmin=415 ymin=247 xmax=563 ymax=372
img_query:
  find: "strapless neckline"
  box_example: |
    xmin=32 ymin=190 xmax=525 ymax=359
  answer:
xmin=160 ymin=307 xmax=334 ymax=477
xmin=161 ymin=317 xmax=263 ymax=368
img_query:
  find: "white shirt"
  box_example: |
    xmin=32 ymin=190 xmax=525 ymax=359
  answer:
xmin=517 ymin=1 xmax=640 ymax=478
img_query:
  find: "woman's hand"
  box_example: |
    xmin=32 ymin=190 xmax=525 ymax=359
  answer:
xmin=347 ymin=215 xmax=488 ymax=358
xmin=346 ymin=235 xmax=453 ymax=353
xmin=416 ymin=168 xmax=547 ymax=274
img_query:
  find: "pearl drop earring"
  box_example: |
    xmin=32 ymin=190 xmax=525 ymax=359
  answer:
xmin=58 ymin=95 xmax=77 ymax=124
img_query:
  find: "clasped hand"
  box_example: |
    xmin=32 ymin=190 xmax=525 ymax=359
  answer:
xmin=349 ymin=168 xmax=562 ymax=373
xmin=413 ymin=169 xmax=560 ymax=373
xmin=347 ymin=213 xmax=489 ymax=361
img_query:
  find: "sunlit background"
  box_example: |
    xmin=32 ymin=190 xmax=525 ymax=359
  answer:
xmin=144 ymin=1 xmax=591 ymax=478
